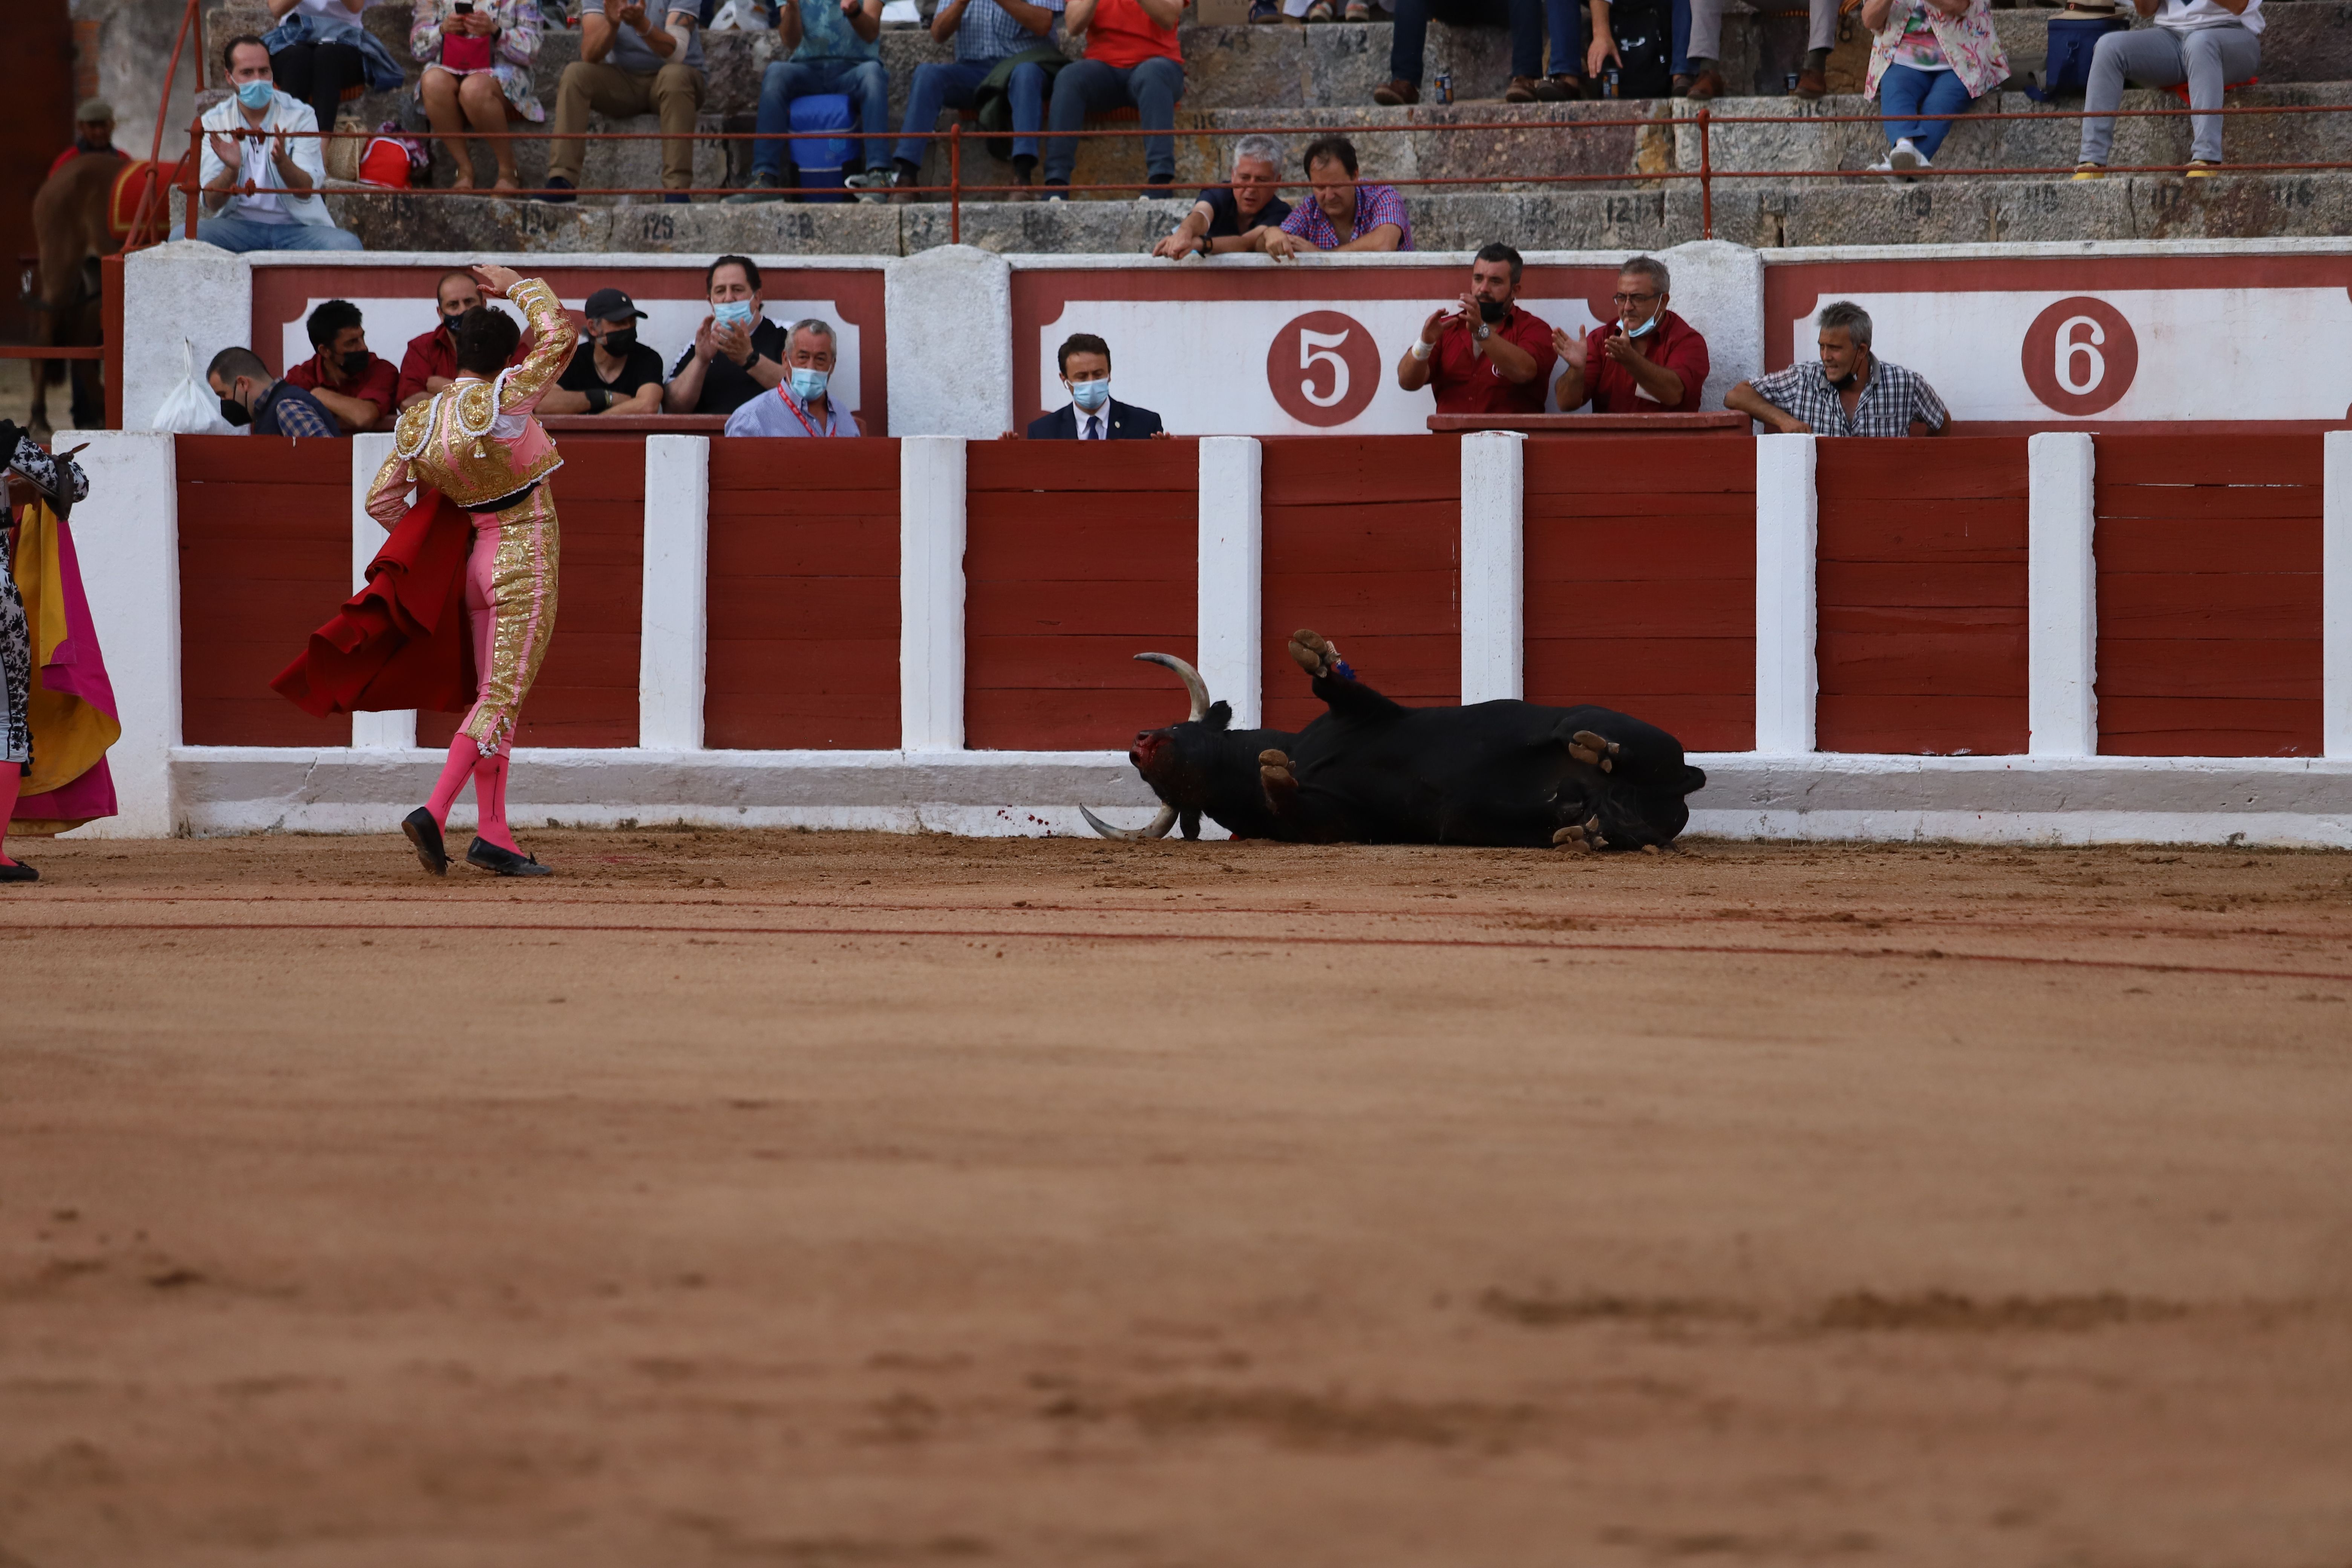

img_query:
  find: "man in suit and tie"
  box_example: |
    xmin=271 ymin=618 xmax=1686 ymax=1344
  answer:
xmin=1027 ymin=332 xmax=1167 ymax=439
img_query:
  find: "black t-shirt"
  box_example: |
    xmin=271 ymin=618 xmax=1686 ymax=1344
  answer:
xmin=669 ymin=316 xmax=790 ymax=415
xmin=559 ymin=338 xmax=667 ymax=398
xmin=1197 ymin=185 xmax=1293 ymax=240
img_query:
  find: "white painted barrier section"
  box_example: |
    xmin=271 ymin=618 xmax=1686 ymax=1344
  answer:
xmin=1459 ymin=430 xmax=1524 ymax=706
xmin=62 ymin=432 xmax=179 ymax=838
xmin=640 ymin=435 xmax=709 ymax=752
xmin=899 ymin=436 xmax=966 ymax=752
xmin=347 ymin=432 xmax=415 ymax=751
xmin=1754 ymin=433 xmax=1817 ymax=755
xmin=1196 ymin=437 xmax=1262 ymax=729
xmin=2326 ymin=431 xmax=2352 ymax=761
xmin=120 ymin=242 xmax=251 ymax=433
xmin=885 ymin=246 xmax=1013 ymax=439
xmin=2028 ymin=432 xmax=2099 ymax=758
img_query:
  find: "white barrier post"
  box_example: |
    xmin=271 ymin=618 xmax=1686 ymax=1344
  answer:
xmin=347 ymin=432 xmax=415 ymax=751
xmin=64 ymin=432 xmax=179 ymax=838
xmin=1754 ymin=433 xmax=1817 ymax=754
xmin=2326 ymin=431 xmax=2352 ymax=760
xmin=900 ymin=435 xmax=967 ymax=752
xmin=640 ymin=435 xmax=710 ymax=752
xmin=1197 ymin=437 xmax=1262 ymax=729
xmin=2028 ymin=431 xmax=2098 ymax=758
xmin=1460 ymin=430 xmax=1525 ymax=705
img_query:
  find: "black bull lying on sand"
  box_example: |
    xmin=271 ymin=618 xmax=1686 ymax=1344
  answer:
xmin=1082 ymin=629 xmax=1709 ymax=852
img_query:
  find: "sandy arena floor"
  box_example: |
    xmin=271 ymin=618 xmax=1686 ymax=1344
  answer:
xmin=2 ymin=828 xmax=2349 ymax=1568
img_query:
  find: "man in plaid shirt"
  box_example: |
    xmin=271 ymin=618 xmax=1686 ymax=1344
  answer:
xmin=204 ymin=346 xmax=340 ymax=438
xmin=1727 ymin=300 xmax=1948 ymax=437
xmin=886 ymin=0 xmax=1063 ymax=197
xmin=1259 ymin=135 xmax=1412 ymax=257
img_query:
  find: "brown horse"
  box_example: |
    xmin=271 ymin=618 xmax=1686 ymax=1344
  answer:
xmin=28 ymin=153 xmax=178 ymax=438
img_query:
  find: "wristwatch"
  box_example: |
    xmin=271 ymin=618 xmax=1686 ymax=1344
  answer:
xmin=1473 ymin=322 xmax=1492 ymax=342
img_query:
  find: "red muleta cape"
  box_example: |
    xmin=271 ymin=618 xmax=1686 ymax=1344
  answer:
xmin=272 ymin=489 xmax=477 ymax=717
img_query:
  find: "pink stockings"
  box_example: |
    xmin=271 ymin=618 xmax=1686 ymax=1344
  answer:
xmin=0 ymin=764 xmax=18 ymax=866
xmin=423 ymin=735 xmax=520 ymax=855
xmin=420 ymin=523 xmax=525 ymax=856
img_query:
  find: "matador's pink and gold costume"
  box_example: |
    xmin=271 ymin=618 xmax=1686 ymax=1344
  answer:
xmin=368 ymin=276 xmax=575 ymax=873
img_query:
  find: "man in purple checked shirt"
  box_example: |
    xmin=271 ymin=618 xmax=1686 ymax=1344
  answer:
xmin=1255 ymin=135 xmax=1413 ymax=259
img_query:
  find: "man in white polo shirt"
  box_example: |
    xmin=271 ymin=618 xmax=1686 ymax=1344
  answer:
xmin=722 ymin=319 xmax=861 ymax=437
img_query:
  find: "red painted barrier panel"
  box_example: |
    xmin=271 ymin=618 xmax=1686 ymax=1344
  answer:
xmin=1815 ymin=437 xmax=2029 ymax=755
xmin=2093 ymin=434 xmax=2323 ymax=757
xmin=415 ymin=437 xmax=644 ymax=751
xmin=1523 ymin=436 xmax=1754 ymax=752
xmin=963 ymin=439 xmax=1199 ymax=751
xmin=705 ymin=439 xmax=900 ymax=750
xmin=176 ymin=435 xmax=352 ymax=747
xmin=1260 ymin=436 xmax=1460 ymax=733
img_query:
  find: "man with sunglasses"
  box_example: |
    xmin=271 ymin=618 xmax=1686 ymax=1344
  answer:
xmin=1551 ymin=254 xmax=1711 ymax=414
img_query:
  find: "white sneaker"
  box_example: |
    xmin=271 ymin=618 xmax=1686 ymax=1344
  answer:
xmin=1868 ymin=157 xmax=1897 ymax=184
xmin=842 ymin=169 xmax=892 ymax=204
xmin=1888 ymin=138 xmax=1925 ymax=177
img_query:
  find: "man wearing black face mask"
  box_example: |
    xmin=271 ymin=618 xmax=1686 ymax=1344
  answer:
xmin=1727 ymin=300 xmax=1948 ymax=438
xmin=542 ymin=287 xmax=668 ymax=417
xmin=1396 ymin=242 xmax=1556 ymax=416
xmin=285 ymin=299 xmax=399 ymax=435
xmin=398 ymin=270 xmax=506 ymax=412
xmin=205 ymin=346 xmax=337 ymax=438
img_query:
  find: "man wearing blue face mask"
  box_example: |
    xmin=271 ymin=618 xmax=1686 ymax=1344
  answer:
xmin=1026 ymin=333 xmax=1164 ymax=439
xmin=668 ymin=255 xmax=789 ymax=416
xmin=1550 ymin=254 xmax=1710 ymax=415
xmin=194 ymin=35 xmax=365 ymax=253
xmin=722 ymin=318 xmax=863 ymax=438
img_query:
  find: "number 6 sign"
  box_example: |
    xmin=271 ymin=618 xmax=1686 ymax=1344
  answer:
xmin=1267 ymin=309 xmax=1381 ymax=427
xmin=2022 ymin=296 xmax=2138 ymax=417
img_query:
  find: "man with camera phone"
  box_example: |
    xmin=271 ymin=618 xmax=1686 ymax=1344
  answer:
xmin=1397 ymin=242 xmax=1557 ymax=417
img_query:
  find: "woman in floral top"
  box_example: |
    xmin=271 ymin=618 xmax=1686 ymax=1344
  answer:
xmin=1860 ymin=0 xmax=2007 ymax=179
xmin=413 ymin=0 xmax=544 ymax=191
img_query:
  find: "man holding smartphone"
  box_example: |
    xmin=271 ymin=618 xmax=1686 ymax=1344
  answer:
xmin=1551 ymin=253 xmax=1710 ymax=413
xmin=1396 ymin=243 xmax=1556 ymax=416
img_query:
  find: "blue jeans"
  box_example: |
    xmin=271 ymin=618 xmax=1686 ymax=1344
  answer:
xmin=1877 ymin=62 xmax=1974 ymax=159
xmin=1043 ymin=56 xmax=1185 ymax=184
xmin=755 ymin=57 xmax=890 ymax=175
xmin=1543 ymin=0 xmax=1580 ymax=76
xmin=1672 ymin=0 xmax=1690 ymax=75
xmin=194 ymin=214 xmax=364 ymax=252
xmin=894 ymin=57 xmax=1048 ymax=166
xmin=1391 ymin=0 xmax=1544 ymax=85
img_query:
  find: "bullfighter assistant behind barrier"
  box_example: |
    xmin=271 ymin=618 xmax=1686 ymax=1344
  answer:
xmin=371 ymin=266 xmax=574 ymax=878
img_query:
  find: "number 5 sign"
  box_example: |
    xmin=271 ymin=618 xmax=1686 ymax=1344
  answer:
xmin=2022 ymin=296 xmax=2139 ymax=417
xmin=1267 ymin=309 xmax=1381 ymax=427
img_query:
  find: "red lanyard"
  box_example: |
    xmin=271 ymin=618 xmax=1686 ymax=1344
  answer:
xmin=777 ymin=386 xmax=825 ymax=438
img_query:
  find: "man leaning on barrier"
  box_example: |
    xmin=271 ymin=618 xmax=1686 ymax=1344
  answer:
xmin=1552 ymin=254 xmax=1707 ymax=413
xmin=1153 ymin=136 xmax=1293 ymax=259
xmin=1397 ymin=242 xmax=1556 ymax=417
xmin=1257 ymin=136 xmax=1410 ymax=259
xmin=1726 ymin=300 xmax=1949 ymax=438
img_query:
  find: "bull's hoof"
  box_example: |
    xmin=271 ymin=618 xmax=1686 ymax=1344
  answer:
xmin=1569 ymin=729 xmax=1620 ymax=773
xmin=1288 ymin=628 xmax=1341 ymax=678
xmin=1552 ymin=815 xmax=1606 ymax=852
xmin=1259 ymin=748 xmax=1297 ymax=811
xmin=1640 ymin=843 xmax=1662 ymax=856
xmin=1552 ymin=824 xmax=1589 ymax=850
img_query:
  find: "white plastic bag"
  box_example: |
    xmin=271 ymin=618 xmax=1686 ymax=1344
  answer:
xmin=150 ymin=338 xmax=236 ymax=435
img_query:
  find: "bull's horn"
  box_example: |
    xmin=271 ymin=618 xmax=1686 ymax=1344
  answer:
xmin=1135 ymin=651 xmax=1210 ymax=722
xmin=1081 ymin=804 xmax=1179 ymax=840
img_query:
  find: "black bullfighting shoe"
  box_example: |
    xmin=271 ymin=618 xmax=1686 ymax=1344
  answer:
xmin=402 ymin=807 xmax=449 ymax=876
xmin=467 ymin=838 xmax=553 ymax=877
xmin=0 ymin=860 xmax=38 ymax=883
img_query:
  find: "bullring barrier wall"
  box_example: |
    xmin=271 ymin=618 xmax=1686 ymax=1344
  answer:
xmin=47 ymin=424 xmax=2352 ymax=846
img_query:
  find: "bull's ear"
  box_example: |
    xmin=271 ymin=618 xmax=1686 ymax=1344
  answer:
xmin=1205 ymin=700 xmax=1232 ymax=731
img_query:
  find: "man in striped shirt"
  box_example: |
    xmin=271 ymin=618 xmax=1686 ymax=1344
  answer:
xmin=1726 ymin=300 xmax=1949 ymax=438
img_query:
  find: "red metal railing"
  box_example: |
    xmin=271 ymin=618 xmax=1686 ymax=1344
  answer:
xmin=172 ymin=98 xmax=2345 ymax=248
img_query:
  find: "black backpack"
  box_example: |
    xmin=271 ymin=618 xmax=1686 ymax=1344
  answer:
xmin=1605 ymin=0 xmax=1675 ymax=99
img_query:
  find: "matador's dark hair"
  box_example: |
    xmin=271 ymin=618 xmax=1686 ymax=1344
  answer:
xmin=453 ymin=304 xmax=521 ymax=377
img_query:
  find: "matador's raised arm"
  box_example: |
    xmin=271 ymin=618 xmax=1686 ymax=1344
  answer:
xmin=497 ymin=277 xmax=577 ymax=416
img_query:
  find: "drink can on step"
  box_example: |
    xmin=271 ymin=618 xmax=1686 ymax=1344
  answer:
xmin=1434 ymin=69 xmax=1453 ymax=104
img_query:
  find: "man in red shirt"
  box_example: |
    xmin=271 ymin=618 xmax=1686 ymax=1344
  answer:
xmin=283 ymin=299 xmax=401 ymax=435
xmin=1041 ymin=0 xmax=1187 ymax=195
xmin=47 ymin=100 xmax=126 ymax=181
xmin=1553 ymin=254 xmax=1710 ymax=414
xmin=1396 ymin=242 xmax=1556 ymax=416
xmin=396 ymin=270 xmax=491 ymax=411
